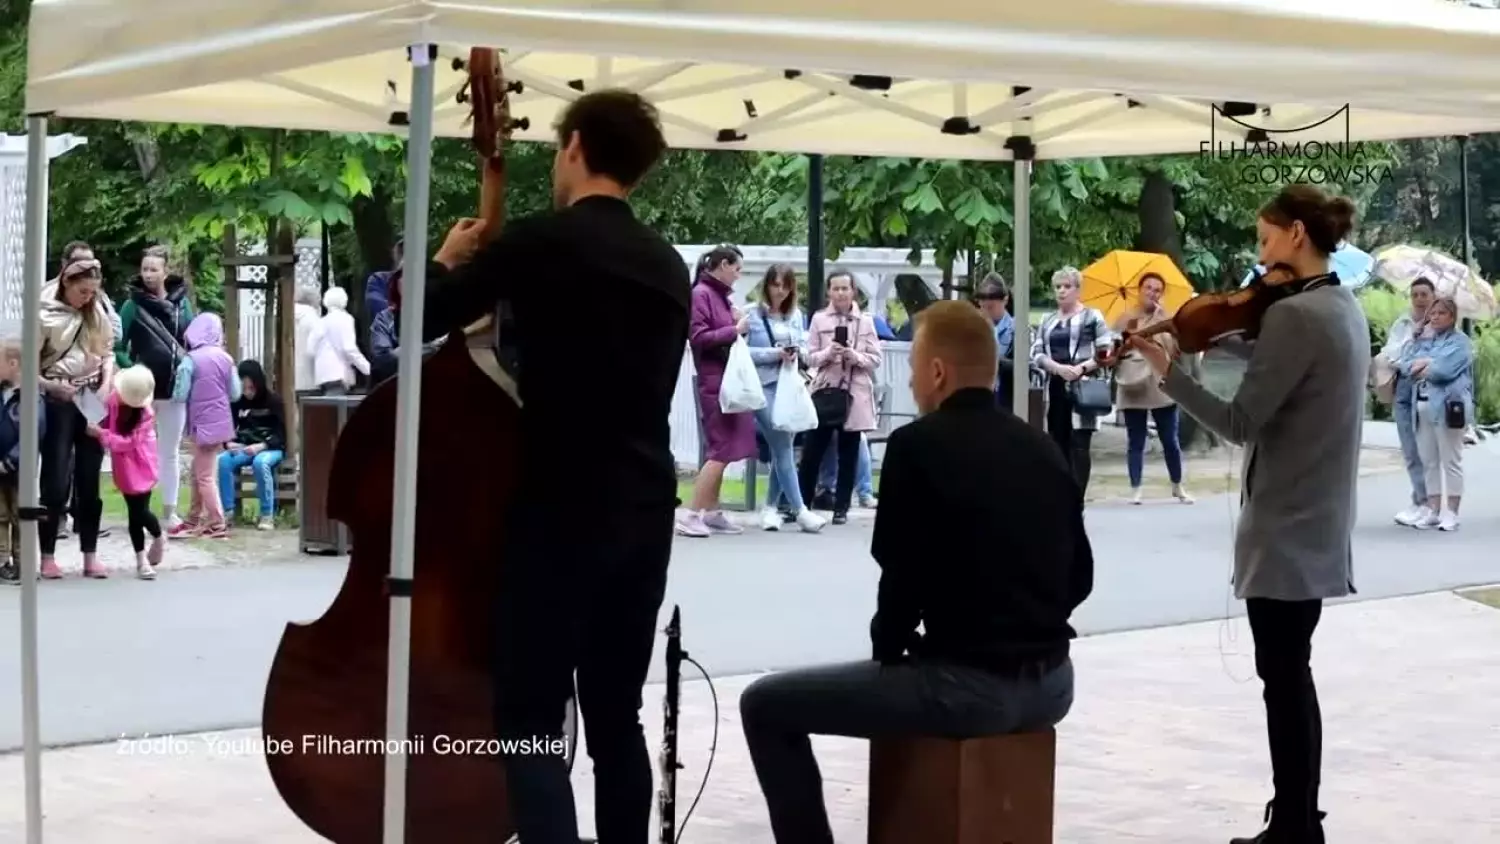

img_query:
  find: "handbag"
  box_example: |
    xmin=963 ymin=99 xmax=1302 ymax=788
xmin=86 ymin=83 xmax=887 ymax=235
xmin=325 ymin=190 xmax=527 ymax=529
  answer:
xmin=1069 ymin=377 xmax=1114 ymax=415
xmin=1445 ymin=397 xmax=1466 ymax=430
xmin=1062 ymin=313 xmax=1113 ymax=415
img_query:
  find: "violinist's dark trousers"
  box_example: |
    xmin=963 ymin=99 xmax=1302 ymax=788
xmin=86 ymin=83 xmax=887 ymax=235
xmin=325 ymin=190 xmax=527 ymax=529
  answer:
xmin=739 ymin=655 xmax=1073 ymax=844
xmin=1246 ymin=598 xmax=1325 ymax=838
xmin=491 ymin=507 xmax=673 ymax=844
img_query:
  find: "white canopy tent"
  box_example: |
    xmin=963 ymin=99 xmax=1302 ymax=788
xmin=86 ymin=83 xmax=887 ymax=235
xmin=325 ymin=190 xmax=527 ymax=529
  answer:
xmin=20 ymin=2 xmax=1500 ymax=842
xmin=25 ymin=1 xmax=1500 ymax=160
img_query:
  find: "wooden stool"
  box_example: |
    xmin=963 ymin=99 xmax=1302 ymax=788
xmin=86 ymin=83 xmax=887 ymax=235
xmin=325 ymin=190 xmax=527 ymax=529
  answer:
xmin=868 ymin=729 xmax=1056 ymax=844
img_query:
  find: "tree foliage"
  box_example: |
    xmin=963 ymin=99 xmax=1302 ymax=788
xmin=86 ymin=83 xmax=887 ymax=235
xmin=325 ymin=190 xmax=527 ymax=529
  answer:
xmin=3 ymin=0 xmax=1497 ymax=321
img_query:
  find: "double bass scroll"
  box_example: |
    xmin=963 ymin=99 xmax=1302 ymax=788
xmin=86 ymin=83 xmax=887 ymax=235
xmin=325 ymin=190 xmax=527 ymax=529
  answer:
xmin=260 ymin=47 xmax=574 ymax=844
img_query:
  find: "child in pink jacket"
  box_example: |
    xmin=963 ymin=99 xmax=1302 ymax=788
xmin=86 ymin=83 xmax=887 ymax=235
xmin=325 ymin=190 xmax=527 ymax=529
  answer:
xmin=87 ymin=364 xmax=164 ymax=579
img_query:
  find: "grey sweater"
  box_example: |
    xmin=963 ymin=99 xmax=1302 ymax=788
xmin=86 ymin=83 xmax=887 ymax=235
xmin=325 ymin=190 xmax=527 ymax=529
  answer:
xmin=1161 ymin=283 xmax=1368 ymax=602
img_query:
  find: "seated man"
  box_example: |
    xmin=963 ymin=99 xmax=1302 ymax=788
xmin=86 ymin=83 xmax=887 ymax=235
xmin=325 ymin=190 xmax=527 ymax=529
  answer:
xmin=739 ymin=300 xmax=1094 ymax=843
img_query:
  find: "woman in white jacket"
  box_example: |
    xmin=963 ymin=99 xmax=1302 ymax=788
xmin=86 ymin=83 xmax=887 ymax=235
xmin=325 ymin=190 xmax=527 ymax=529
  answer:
xmin=311 ymin=286 xmax=370 ymax=393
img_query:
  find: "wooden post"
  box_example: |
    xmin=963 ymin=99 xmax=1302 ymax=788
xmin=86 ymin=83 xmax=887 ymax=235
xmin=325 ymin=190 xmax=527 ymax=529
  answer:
xmin=222 ymin=225 xmax=240 ymax=361
xmin=275 ymin=219 xmax=299 ymax=462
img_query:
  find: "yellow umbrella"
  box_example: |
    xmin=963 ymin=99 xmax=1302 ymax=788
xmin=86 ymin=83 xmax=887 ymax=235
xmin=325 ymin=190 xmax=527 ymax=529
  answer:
xmin=1080 ymin=250 xmax=1195 ymax=325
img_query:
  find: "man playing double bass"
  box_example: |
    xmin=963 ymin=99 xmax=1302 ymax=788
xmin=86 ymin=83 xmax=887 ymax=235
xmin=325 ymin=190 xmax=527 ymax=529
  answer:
xmin=419 ymin=90 xmax=690 ymax=844
xmin=1126 ymin=184 xmax=1368 ymax=844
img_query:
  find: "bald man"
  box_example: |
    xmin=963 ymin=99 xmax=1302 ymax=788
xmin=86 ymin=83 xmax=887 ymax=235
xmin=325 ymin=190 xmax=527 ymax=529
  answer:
xmin=738 ymin=301 xmax=1095 ymax=843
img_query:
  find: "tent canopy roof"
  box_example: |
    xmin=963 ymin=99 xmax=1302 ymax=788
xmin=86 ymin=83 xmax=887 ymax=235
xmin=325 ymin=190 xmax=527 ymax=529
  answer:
xmin=26 ymin=1 xmax=1500 ymax=160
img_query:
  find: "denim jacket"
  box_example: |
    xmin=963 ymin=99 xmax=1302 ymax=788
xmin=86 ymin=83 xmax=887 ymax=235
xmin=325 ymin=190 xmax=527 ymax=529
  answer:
xmin=1397 ymin=327 xmax=1473 ymax=427
xmin=745 ymin=305 xmax=809 ymax=387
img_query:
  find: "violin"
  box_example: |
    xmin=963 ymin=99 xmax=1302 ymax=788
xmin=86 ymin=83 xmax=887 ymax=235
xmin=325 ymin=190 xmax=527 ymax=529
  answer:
xmin=1102 ymin=265 xmax=1305 ymax=362
xmin=261 ymin=47 xmax=565 ymax=843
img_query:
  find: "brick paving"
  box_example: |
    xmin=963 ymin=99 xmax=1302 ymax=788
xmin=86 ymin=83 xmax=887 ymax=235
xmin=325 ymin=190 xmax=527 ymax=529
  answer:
xmin=2 ymin=591 xmax=1497 ymax=842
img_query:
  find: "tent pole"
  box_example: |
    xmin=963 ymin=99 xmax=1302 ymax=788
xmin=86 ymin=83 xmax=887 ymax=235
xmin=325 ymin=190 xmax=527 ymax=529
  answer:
xmin=1010 ymin=157 xmax=1032 ymax=422
xmin=19 ymin=115 xmax=50 ymax=844
xmin=383 ymin=44 xmax=436 ymax=844
xmin=806 ymin=154 xmax=826 ymax=314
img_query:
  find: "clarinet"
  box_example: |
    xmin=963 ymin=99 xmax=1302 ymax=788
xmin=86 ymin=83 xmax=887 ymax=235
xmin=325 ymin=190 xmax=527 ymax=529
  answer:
xmin=657 ymin=606 xmax=683 ymax=844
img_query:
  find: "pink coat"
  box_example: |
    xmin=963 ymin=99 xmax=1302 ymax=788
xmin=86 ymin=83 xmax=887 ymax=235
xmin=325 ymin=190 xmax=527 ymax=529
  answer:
xmin=99 ymin=394 xmax=160 ymax=496
xmin=807 ymin=305 xmax=882 ymax=431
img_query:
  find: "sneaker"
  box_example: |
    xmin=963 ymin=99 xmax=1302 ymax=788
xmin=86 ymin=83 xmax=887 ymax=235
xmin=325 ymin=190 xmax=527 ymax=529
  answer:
xmin=39 ymin=556 xmax=62 ymax=579
xmin=674 ymin=511 xmax=711 ymax=538
xmin=0 ymin=561 xmax=18 ymax=584
xmin=82 ymin=553 xmax=107 ymax=579
xmin=857 ymin=493 xmax=879 ymax=509
xmin=257 ymin=517 xmax=275 ymax=531
xmin=1172 ymin=483 xmax=1195 ymax=504
xmin=147 ymin=536 xmax=165 ymax=566
xmin=167 ymin=521 xmax=198 ymax=539
xmin=1414 ymin=507 xmax=1441 ymax=530
xmin=811 ymin=491 xmax=836 ymax=511
xmin=1130 ymin=487 xmax=1144 ymax=505
xmin=1437 ymin=510 xmax=1460 ymax=532
xmin=831 ymin=511 xmax=848 ymax=525
xmin=196 ymin=523 xmax=229 ymax=539
xmin=163 ymin=514 xmax=184 ymax=533
xmin=701 ymin=510 xmax=743 ymax=535
xmin=136 ymin=559 xmax=156 ymax=581
xmin=1393 ymin=505 xmax=1428 ymax=527
xmin=793 ymin=508 xmax=826 ymax=533
xmin=759 ymin=507 xmax=781 ymax=532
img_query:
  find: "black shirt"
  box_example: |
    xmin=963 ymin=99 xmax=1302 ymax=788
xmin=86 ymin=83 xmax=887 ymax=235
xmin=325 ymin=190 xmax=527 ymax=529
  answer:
xmin=870 ymin=387 xmax=1094 ymax=671
xmin=421 ymin=195 xmax=690 ymax=511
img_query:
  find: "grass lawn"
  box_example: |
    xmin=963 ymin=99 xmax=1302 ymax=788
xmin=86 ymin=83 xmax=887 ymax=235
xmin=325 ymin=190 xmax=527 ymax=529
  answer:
xmin=1458 ymin=587 xmax=1500 ymax=610
xmin=676 ymin=472 xmax=881 ymax=510
xmin=99 ymin=478 xmax=283 ymax=527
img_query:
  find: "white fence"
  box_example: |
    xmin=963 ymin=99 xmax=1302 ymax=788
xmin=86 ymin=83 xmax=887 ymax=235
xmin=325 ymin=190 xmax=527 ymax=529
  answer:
xmin=233 ymin=238 xmax=324 ymax=363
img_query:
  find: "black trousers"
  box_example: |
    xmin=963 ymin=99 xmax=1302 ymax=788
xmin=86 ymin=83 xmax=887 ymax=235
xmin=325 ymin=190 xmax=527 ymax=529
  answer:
xmin=1246 ymin=598 xmax=1324 ymax=838
xmin=797 ymin=424 xmax=860 ymax=515
xmin=492 ymin=507 xmax=673 ymax=844
xmin=122 ymin=492 xmax=162 ymax=553
xmin=1046 ymin=378 xmax=1093 ymax=494
xmin=740 ymin=657 xmax=1074 ymax=844
xmin=40 ymin=398 xmax=104 ymax=555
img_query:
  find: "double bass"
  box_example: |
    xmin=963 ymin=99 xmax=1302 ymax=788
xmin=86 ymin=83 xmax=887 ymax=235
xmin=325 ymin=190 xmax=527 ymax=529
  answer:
xmin=261 ymin=47 xmax=576 ymax=843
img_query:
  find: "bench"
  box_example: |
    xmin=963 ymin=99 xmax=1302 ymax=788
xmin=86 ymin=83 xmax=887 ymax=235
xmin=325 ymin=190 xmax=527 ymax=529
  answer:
xmin=868 ymin=729 xmax=1056 ymax=844
xmin=231 ymin=463 xmax=300 ymax=520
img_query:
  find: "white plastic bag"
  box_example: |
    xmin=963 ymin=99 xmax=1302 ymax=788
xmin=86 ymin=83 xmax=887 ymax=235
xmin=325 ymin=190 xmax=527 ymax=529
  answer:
xmin=771 ymin=361 xmax=818 ymax=432
xmin=718 ymin=338 xmax=766 ymax=413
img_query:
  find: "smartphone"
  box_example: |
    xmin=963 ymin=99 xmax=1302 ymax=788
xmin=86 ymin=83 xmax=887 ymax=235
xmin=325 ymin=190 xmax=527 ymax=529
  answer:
xmin=833 ymin=325 xmax=849 ymax=346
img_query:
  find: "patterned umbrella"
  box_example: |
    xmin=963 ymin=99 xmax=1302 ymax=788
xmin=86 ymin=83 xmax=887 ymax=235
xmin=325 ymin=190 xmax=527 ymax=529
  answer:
xmin=1371 ymin=244 xmax=1497 ymax=319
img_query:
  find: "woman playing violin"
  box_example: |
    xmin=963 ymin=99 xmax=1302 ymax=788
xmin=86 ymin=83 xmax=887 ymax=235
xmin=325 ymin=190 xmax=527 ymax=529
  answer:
xmin=1125 ymin=183 xmax=1369 ymax=844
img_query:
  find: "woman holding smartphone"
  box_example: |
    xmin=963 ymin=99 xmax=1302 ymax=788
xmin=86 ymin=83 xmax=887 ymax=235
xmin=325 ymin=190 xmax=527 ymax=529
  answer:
xmin=745 ymin=265 xmax=825 ymax=533
xmin=798 ymin=270 xmax=881 ymax=525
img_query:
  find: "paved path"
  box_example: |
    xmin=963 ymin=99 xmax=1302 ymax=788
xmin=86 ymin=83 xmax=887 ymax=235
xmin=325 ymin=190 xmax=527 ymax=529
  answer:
xmin=2 ymin=438 xmax=1499 ymax=751
xmin=2 ymin=591 xmax=1496 ymax=842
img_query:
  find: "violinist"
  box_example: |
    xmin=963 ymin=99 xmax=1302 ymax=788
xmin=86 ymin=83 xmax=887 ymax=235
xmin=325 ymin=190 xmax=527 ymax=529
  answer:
xmin=1123 ymin=184 xmax=1368 ymax=844
xmin=418 ymin=90 xmax=689 ymax=844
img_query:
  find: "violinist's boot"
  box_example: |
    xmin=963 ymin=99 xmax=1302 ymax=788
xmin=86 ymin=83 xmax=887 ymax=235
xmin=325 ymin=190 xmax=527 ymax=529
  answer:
xmin=1230 ymin=803 xmax=1326 ymax=844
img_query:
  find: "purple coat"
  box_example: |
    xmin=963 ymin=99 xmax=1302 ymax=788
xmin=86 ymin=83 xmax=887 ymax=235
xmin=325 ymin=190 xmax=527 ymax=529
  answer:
xmin=183 ymin=314 xmax=237 ymax=446
xmin=688 ymin=274 xmax=756 ymax=463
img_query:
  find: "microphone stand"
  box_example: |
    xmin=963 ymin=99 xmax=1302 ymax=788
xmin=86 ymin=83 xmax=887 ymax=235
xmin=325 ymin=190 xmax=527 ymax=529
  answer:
xmin=657 ymin=605 xmax=684 ymax=844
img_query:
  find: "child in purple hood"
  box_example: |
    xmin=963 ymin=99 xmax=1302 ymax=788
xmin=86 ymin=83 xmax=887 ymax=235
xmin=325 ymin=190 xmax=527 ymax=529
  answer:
xmin=169 ymin=313 xmax=240 ymax=538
